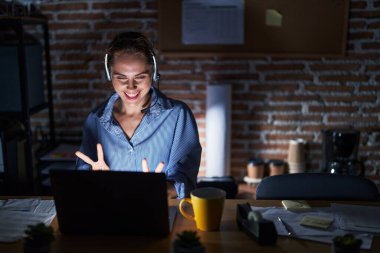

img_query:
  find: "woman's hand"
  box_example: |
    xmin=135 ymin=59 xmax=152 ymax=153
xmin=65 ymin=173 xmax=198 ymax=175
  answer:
xmin=76 ymin=144 xmax=165 ymax=173
xmin=76 ymin=145 xmax=177 ymax=197
xmin=75 ymin=143 xmax=110 ymax=171
xmin=142 ymin=158 xmax=165 ymax=173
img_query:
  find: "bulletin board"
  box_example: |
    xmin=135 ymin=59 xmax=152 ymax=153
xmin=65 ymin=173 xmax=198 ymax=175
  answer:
xmin=158 ymin=0 xmax=350 ymax=57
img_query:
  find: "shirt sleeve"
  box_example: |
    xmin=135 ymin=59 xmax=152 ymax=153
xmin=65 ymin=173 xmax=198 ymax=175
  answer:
xmin=165 ymin=103 xmax=202 ymax=198
xmin=75 ymin=112 xmax=98 ymax=170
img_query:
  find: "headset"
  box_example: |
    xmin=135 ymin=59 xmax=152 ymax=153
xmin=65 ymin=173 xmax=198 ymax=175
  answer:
xmin=104 ymin=51 xmax=160 ymax=86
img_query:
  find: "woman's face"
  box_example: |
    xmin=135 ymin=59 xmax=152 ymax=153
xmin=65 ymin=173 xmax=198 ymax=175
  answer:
xmin=111 ymin=53 xmax=152 ymax=110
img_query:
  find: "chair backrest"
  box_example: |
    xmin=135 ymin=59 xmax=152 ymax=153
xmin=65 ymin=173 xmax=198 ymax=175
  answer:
xmin=255 ymin=173 xmax=380 ymax=201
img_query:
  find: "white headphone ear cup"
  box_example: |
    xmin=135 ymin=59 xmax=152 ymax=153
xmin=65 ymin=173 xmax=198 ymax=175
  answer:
xmin=151 ymin=53 xmax=159 ymax=83
xmin=104 ymin=54 xmax=111 ymax=81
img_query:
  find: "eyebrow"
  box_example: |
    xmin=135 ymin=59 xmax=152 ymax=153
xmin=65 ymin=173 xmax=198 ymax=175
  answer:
xmin=112 ymin=70 xmax=150 ymax=77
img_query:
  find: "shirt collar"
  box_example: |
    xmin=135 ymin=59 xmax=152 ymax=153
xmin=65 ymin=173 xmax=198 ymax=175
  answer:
xmin=145 ymin=87 xmax=173 ymax=114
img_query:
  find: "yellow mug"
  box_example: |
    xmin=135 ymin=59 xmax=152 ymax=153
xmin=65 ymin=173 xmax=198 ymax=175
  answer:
xmin=179 ymin=187 xmax=226 ymax=231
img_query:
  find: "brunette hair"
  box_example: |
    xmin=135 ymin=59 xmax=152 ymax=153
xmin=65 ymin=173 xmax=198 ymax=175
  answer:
xmin=105 ymin=32 xmax=155 ymax=67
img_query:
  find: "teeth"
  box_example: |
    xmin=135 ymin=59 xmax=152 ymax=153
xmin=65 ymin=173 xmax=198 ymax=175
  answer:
xmin=125 ymin=92 xmax=139 ymax=98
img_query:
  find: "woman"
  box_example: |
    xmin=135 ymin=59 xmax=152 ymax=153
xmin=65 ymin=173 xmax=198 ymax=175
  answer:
xmin=75 ymin=32 xmax=202 ymax=198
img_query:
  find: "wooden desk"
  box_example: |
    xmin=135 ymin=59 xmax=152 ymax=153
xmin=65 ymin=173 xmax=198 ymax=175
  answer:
xmin=1 ymin=199 xmax=379 ymax=253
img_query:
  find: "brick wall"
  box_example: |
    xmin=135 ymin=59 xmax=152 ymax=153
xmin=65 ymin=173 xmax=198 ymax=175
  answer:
xmin=34 ymin=0 xmax=380 ymax=178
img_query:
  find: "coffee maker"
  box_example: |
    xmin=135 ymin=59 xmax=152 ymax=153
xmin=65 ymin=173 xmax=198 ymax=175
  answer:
xmin=321 ymin=129 xmax=364 ymax=176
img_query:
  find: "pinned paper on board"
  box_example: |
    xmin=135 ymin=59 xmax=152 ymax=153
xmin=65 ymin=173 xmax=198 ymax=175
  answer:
xmin=182 ymin=0 xmax=244 ymax=45
xmin=265 ymin=9 xmax=282 ymax=27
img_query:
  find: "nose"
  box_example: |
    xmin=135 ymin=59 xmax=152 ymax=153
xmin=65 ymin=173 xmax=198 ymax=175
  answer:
xmin=126 ymin=79 xmax=137 ymax=89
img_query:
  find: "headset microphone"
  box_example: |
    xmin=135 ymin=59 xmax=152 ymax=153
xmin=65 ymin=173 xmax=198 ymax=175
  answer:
xmin=140 ymin=89 xmax=157 ymax=114
xmin=141 ymin=107 xmax=150 ymax=114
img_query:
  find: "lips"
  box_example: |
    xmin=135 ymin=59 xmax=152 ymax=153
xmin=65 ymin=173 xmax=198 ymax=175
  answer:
xmin=124 ymin=91 xmax=140 ymax=100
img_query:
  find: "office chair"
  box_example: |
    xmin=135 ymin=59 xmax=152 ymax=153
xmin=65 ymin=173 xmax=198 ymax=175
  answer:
xmin=256 ymin=173 xmax=380 ymax=201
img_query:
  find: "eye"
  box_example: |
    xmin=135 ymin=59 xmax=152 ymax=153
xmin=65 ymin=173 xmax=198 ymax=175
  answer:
xmin=115 ymin=76 xmax=128 ymax=83
xmin=135 ymin=75 xmax=147 ymax=81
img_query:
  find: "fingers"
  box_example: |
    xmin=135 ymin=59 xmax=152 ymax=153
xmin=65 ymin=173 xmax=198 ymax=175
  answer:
xmin=155 ymin=162 xmax=165 ymax=173
xmin=97 ymin=143 xmax=104 ymax=162
xmin=75 ymin=151 xmax=95 ymax=166
xmin=92 ymin=161 xmax=110 ymax=171
xmin=101 ymin=163 xmax=110 ymax=171
xmin=142 ymin=158 xmax=149 ymax=173
xmin=76 ymin=144 xmax=110 ymax=171
xmin=142 ymin=159 xmax=165 ymax=173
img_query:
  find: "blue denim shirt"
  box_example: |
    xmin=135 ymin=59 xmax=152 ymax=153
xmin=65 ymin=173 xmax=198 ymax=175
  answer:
xmin=76 ymin=87 xmax=202 ymax=198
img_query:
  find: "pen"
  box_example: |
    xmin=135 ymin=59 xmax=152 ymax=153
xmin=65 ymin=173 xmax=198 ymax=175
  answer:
xmin=277 ymin=217 xmax=292 ymax=236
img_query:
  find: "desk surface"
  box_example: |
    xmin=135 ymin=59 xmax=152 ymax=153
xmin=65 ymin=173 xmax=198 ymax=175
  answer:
xmin=1 ymin=199 xmax=379 ymax=253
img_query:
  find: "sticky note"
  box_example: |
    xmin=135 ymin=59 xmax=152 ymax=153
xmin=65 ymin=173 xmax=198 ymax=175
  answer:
xmin=282 ymin=200 xmax=311 ymax=211
xmin=266 ymin=9 xmax=283 ymax=27
xmin=300 ymin=216 xmax=334 ymax=229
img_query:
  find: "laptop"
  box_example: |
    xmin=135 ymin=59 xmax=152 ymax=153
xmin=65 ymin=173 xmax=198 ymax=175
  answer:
xmin=50 ymin=170 xmax=176 ymax=236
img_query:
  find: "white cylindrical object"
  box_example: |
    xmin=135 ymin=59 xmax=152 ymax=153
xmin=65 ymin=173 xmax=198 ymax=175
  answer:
xmin=287 ymin=138 xmax=306 ymax=163
xmin=288 ymin=162 xmax=306 ymax=173
xmin=205 ymin=84 xmax=231 ymax=177
xmin=287 ymin=138 xmax=307 ymax=173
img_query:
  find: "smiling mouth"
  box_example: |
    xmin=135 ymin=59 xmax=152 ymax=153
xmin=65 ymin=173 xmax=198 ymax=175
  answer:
xmin=124 ymin=91 xmax=140 ymax=100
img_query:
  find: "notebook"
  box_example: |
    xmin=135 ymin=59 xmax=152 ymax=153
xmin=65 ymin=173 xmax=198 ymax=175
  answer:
xmin=50 ymin=170 xmax=176 ymax=236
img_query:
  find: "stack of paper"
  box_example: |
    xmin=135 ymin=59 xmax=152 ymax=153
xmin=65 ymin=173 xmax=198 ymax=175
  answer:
xmin=0 ymin=199 xmax=56 ymax=242
xmin=331 ymin=203 xmax=380 ymax=234
xmin=250 ymin=205 xmax=374 ymax=250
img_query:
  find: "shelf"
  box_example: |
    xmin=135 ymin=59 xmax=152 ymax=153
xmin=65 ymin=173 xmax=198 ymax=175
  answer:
xmin=0 ymin=121 xmax=26 ymax=144
xmin=0 ymin=14 xmax=54 ymax=195
xmin=0 ymin=102 xmax=48 ymax=116
xmin=38 ymin=160 xmax=76 ymax=194
xmin=39 ymin=143 xmax=79 ymax=162
xmin=0 ymin=16 xmax=47 ymax=25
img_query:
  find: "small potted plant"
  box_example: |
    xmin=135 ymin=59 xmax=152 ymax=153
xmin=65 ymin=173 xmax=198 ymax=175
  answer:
xmin=173 ymin=230 xmax=205 ymax=253
xmin=23 ymin=223 xmax=55 ymax=253
xmin=332 ymin=233 xmax=362 ymax=253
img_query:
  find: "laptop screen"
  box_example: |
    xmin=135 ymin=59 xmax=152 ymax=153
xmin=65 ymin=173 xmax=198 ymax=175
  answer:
xmin=50 ymin=170 xmax=171 ymax=236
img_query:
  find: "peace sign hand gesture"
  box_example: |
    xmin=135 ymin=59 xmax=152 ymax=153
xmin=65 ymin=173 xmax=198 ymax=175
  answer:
xmin=75 ymin=143 xmax=110 ymax=171
xmin=75 ymin=143 xmax=165 ymax=173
